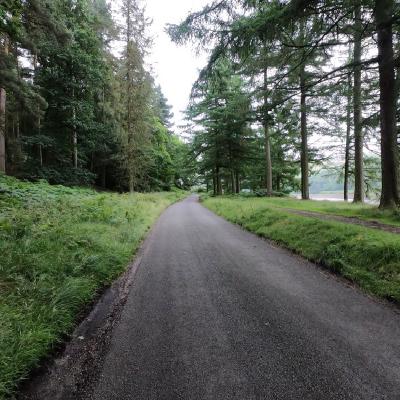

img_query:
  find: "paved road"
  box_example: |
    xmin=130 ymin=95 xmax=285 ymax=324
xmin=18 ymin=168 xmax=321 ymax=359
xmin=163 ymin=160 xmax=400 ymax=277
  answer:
xmin=92 ymin=196 xmax=400 ymax=400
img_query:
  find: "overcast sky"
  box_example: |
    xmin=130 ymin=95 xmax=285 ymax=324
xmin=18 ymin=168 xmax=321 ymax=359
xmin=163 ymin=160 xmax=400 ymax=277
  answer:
xmin=143 ymin=0 xmax=209 ymax=130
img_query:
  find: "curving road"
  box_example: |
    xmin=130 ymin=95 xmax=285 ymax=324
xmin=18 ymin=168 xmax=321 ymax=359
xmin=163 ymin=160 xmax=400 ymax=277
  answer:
xmin=91 ymin=195 xmax=400 ymax=400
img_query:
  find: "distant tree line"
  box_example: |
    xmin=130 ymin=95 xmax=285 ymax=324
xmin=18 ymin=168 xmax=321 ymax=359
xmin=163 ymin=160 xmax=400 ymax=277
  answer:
xmin=0 ymin=0 xmax=192 ymax=191
xmin=169 ymin=0 xmax=400 ymax=208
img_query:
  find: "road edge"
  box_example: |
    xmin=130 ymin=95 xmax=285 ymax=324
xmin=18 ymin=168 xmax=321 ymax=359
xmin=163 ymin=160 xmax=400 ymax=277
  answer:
xmin=199 ymin=199 xmax=400 ymax=314
xmin=15 ymin=198 xmax=183 ymax=400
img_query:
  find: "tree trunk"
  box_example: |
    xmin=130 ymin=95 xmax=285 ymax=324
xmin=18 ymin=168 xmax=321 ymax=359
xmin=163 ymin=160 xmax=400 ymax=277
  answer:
xmin=37 ymin=109 xmax=43 ymax=167
xmin=353 ymin=4 xmax=364 ymax=203
xmin=264 ymin=125 xmax=273 ymax=196
xmin=298 ymin=18 xmax=309 ymax=200
xmin=39 ymin=144 xmax=43 ymax=168
xmin=33 ymin=53 xmax=43 ymax=168
xmin=72 ymin=127 xmax=78 ymax=168
xmin=129 ymin=175 xmax=134 ymax=193
xmin=216 ymin=166 xmax=222 ymax=195
xmin=344 ymin=72 xmax=352 ymax=201
xmin=0 ymin=36 xmax=9 ymax=173
xmin=213 ymin=170 xmax=217 ymax=196
xmin=235 ymin=171 xmax=240 ymax=194
xmin=72 ymin=86 xmax=78 ymax=168
xmin=300 ymin=64 xmax=309 ymax=200
xmin=376 ymin=0 xmax=399 ymax=208
xmin=129 ymin=163 xmax=135 ymax=193
xmin=231 ymin=170 xmax=236 ymax=194
xmin=263 ymin=68 xmax=273 ymax=196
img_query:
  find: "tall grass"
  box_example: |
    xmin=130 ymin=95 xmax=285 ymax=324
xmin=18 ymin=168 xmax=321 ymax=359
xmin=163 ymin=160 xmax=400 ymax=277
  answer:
xmin=0 ymin=175 xmax=185 ymax=398
xmin=233 ymin=196 xmax=400 ymax=227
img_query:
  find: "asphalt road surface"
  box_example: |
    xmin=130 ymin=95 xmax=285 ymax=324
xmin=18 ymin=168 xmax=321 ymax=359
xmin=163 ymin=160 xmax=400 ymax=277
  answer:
xmin=91 ymin=195 xmax=400 ymax=400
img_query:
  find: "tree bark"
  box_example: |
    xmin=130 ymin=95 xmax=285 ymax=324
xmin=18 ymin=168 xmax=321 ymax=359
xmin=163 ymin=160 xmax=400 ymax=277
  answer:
xmin=38 ymin=143 xmax=43 ymax=167
xmin=344 ymin=72 xmax=352 ymax=201
xmin=216 ymin=165 xmax=222 ymax=195
xmin=235 ymin=171 xmax=240 ymax=194
xmin=264 ymin=125 xmax=273 ymax=195
xmin=353 ymin=4 xmax=364 ymax=203
xmin=231 ymin=170 xmax=236 ymax=194
xmin=72 ymin=123 xmax=78 ymax=168
xmin=213 ymin=170 xmax=217 ymax=196
xmin=72 ymin=85 xmax=78 ymax=168
xmin=263 ymin=68 xmax=273 ymax=196
xmin=299 ymin=19 xmax=309 ymax=200
xmin=34 ymin=53 xmax=43 ymax=168
xmin=0 ymin=36 xmax=9 ymax=174
xmin=300 ymin=64 xmax=309 ymax=200
xmin=376 ymin=0 xmax=399 ymax=208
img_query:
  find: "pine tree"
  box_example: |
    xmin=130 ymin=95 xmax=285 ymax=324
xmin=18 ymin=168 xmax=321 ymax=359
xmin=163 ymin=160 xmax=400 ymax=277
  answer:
xmin=188 ymin=59 xmax=253 ymax=195
xmin=119 ymin=0 xmax=153 ymax=192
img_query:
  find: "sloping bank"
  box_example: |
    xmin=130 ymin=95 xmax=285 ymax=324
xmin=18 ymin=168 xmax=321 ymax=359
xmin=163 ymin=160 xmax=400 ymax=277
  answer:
xmin=0 ymin=176 xmax=185 ymax=398
xmin=203 ymin=196 xmax=400 ymax=304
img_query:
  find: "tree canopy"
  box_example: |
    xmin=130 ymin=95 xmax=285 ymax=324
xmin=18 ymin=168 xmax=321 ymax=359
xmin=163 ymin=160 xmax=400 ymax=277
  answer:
xmin=0 ymin=0 xmax=191 ymax=191
xmin=169 ymin=0 xmax=400 ymax=208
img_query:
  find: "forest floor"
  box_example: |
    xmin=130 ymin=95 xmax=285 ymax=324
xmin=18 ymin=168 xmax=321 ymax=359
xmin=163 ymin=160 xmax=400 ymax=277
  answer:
xmin=202 ymin=195 xmax=400 ymax=304
xmin=0 ymin=175 xmax=186 ymax=399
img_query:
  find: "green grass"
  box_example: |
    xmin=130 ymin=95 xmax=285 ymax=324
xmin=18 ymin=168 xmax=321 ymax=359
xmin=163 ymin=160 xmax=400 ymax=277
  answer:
xmin=203 ymin=196 xmax=400 ymax=304
xmin=247 ymin=196 xmax=400 ymax=227
xmin=0 ymin=175 xmax=185 ymax=398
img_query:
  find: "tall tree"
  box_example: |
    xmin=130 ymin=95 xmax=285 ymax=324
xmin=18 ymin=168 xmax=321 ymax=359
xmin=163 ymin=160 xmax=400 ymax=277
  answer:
xmin=352 ymin=3 xmax=364 ymax=203
xmin=344 ymin=71 xmax=353 ymax=201
xmin=188 ymin=59 xmax=253 ymax=195
xmin=263 ymin=67 xmax=273 ymax=196
xmin=0 ymin=0 xmax=63 ymax=174
xmin=0 ymin=36 xmax=8 ymax=173
xmin=298 ymin=18 xmax=310 ymax=200
xmin=376 ymin=0 xmax=399 ymax=207
xmin=119 ymin=0 xmax=153 ymax=192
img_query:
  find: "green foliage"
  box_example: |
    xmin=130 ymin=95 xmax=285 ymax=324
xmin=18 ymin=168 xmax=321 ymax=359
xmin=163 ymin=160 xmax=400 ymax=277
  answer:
xmin=204 ymin=196 xmax=400 ymax=302
xmin=0 ymin=175 xmax=185 ymax=398
xmin=169 ymin=0 xmax=400 ymax=207
xmin=188 ymin=58 xmax=255 ymax=194
xmin=2 ymin=0 xmax=193 ymax=192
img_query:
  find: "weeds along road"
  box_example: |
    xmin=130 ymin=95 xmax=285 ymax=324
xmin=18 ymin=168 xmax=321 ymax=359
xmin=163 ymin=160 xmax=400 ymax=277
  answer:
xmin=91 ymin=195 xmax=400 ymax=400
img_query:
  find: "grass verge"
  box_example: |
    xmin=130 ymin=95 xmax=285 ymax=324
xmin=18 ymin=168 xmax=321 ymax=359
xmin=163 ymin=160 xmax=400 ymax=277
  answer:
xmin=0 ymin=175 xmax=185 ymax=398
xmin=203 ymin=196 xmax=400 ymax=304
xmin=241 ymin=196 xmax=400 ymax=227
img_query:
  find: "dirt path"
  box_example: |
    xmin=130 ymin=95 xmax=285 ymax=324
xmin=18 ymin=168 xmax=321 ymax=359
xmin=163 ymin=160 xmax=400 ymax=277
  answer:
xmin=283 ymin=208 xmax=400 ymax=234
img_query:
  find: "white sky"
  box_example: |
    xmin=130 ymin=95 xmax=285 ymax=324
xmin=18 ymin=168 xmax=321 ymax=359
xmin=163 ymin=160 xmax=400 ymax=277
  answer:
xmin=144 ymin=0 xmax=209 ymax=130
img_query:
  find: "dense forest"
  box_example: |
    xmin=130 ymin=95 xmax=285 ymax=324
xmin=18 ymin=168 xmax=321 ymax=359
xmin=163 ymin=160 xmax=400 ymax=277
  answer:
xmin=0 ymin=0 xmax=193 ymax=191
xmin=1 ymin=0 xmax=399 ymax=208
xmin=168 ymin=0 xmax=400 ymax=208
